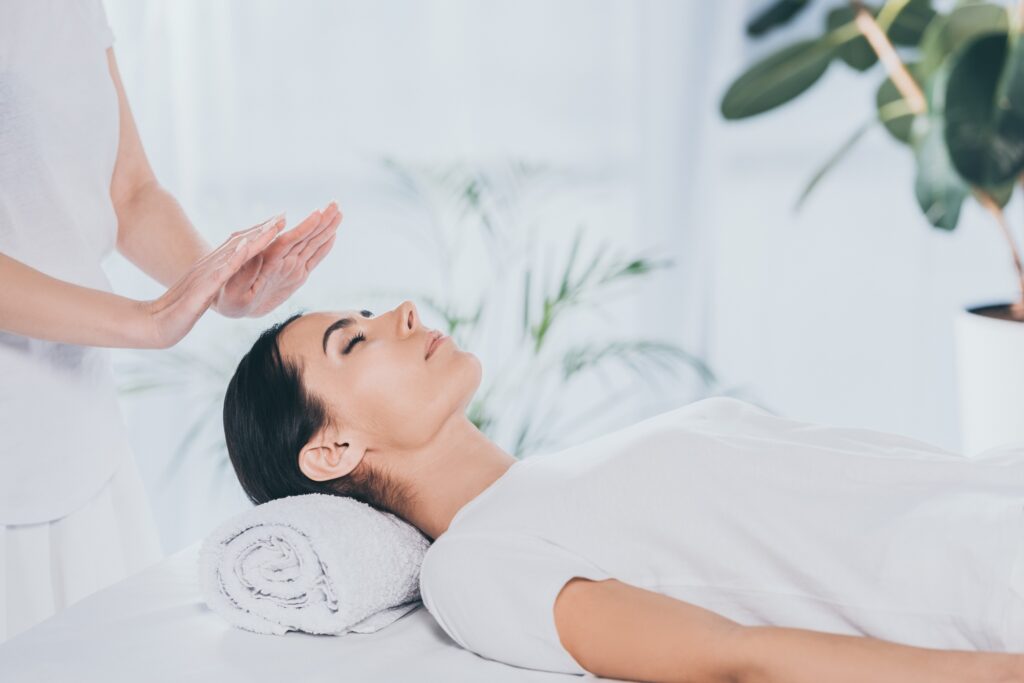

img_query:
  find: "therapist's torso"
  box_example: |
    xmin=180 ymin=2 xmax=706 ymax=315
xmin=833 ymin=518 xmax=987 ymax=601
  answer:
xmin=0 ymin=0 xmax=132 ymax=523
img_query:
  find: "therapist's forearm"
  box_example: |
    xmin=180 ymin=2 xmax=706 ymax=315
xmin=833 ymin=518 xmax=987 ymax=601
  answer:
xmin=114 ymin=179 xmax=213 ymax=290
xmin=740 ymin=625 xmax=1021 ymax=683
xmin=0 ymin=251 xmax=151 ymax=347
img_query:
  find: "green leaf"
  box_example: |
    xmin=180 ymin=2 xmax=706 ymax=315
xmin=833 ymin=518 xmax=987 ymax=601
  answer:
xmin=559 ymin=226 xmax=585 ymax=301
xmin=828 ymin=6 xmax=879 ymax=71
xmin=720 ymin=39 xmax=836 ymax=119
xmin=795 ymin=119 xmax=875 ymax=211
xmin=912 ymin=113 xmax=969 ymax=230
xmin=944 ymin=32 xmax=1024 ymax=186
xmin=875 ymin=62 xmax=924 ymax=143
xmin=918 ymin=2 xmax=1009 ymax=78
xmin=887 ymin=0 xmax=938 ymax=46
xmin=746 ymin=0 xmax=811 ymax=37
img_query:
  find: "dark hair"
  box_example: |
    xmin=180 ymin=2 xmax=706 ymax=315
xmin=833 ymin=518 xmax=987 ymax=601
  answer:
xmin=222 ymin=312 xmax=411 ymax=515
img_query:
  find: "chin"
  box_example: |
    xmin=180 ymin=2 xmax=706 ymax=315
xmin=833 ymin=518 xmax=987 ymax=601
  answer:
xmin=459 ymin=355 xmax=484 ymax=398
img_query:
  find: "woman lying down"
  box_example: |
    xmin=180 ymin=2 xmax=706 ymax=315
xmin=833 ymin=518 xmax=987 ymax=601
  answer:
xmin=221 ymin=299 xmax=1024 ymax=683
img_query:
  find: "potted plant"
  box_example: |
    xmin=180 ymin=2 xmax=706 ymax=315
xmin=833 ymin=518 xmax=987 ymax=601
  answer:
xmin=719 ymin=0 xmax=1024 ymax=454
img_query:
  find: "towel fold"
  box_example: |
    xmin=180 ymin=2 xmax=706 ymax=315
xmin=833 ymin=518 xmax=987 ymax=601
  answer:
xmin=198 ymin=493 xmax=431 ymax=635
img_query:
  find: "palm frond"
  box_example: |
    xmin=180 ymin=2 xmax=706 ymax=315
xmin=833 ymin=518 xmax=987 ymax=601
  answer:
xmin=559 ymin=339 xmax=719 ymax=388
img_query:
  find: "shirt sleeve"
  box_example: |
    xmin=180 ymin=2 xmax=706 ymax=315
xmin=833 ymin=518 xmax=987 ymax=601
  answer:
xmin=419 ymin=531 xmax=613 ymax=677
xmin=91 ymin=0 xmax=115 ymax=48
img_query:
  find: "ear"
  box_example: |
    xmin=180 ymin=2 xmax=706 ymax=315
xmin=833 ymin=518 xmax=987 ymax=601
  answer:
xmin=298 ymin=425 xmax=367 ymax=482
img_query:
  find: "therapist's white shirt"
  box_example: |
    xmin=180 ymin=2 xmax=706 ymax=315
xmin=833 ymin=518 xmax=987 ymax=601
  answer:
xmin=419 ymin=396 xmax=1024 ymax=676
xmin=0 ymin=1 xmax=130 ymax=523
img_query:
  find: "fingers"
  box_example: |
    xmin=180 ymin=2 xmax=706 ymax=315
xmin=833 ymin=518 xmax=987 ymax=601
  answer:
xmin=231 ymin=251 xmax=264 ymax=293
xmin=304 ymin=233 xmax=337 ymax=273
xmin=196 ymin=214 xmax=284 ymax=268
xmin=226 ymin=232 xmax=266 ymax=271
xmin=268 ymin=202 xmax=337 ymax=257
xmin=221 ymin=213 xmax=284 ymax=252
xmin=278 ymin=204 xmax=341 ymax=264
xmin=158 ymin=238 xmax=252 ymax=333
xmin=214 ymin=200 xmax=341 ymax=314
xmin=154 ymin=220 xmax=282 ymax=336
xmin=240 ymin=217 xmax=283 ymax=258
xmin=198 ymin=233 xmax=260 ymax=286
xmin=294 ymin=211 xmax=340 ymax=265
xmin=203 ymin=237 xmax=256 ymax=302
xmin=245 ymin=212 xmax=287 ymax=233
xmin=231 ymin=214 xmax=285 ymax=253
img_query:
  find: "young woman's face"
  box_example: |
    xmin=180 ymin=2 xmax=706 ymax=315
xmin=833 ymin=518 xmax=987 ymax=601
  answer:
xmin=277 ymin=300 xmax=481 ymax=449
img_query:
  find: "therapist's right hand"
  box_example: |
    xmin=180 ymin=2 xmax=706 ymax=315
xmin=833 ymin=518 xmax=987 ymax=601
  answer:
xmin=139 ymin=215 xmax=285 ymax=349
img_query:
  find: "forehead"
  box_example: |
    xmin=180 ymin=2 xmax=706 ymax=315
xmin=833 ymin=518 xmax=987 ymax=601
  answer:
xmin=279 ymin=310 xmax=359 ymax=357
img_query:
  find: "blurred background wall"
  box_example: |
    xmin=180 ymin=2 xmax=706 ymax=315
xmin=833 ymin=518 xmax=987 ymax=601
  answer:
xmin=101 ymin=0 xmax=1019 ymax=554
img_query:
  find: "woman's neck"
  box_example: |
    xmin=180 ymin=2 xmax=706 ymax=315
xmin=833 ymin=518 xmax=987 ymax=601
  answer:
xmin=373 ymin=414 xmax=518 ymax=541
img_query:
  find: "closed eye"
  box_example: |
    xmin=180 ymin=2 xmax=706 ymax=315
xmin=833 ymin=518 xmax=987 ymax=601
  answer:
xmin=342 ymin=332 xmax=366 ymax=355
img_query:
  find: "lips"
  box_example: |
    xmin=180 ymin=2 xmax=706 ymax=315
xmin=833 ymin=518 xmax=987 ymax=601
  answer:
xmin=426 ymin=332 xmax=446 ymax=359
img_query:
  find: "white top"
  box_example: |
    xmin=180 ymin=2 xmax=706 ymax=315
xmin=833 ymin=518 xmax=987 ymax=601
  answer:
xmin=419 ymin=396 xmax=1024 ymax=676
xmin=0 ymin=1 xmax=131 ymax=523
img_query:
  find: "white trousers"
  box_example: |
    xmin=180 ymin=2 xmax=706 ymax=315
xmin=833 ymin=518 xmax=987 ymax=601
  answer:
xmin=0 ymin=446 xmax=164 ymax=644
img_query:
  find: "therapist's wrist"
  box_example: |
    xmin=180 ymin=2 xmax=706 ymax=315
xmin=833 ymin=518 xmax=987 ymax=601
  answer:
xmin=127 ymin=298 xmax=164 ymax=349
xmin=75 ymin=293 xmax=161 ymax=349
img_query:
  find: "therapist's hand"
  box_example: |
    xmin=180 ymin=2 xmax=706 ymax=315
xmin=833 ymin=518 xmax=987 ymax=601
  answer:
xmin=140 ymin=215 xmax=285 ymax=349
xmin=212 ymin=201 xmax=342 ymax=319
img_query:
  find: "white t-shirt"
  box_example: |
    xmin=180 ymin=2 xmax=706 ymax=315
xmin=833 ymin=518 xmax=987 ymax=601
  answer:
xmin=419 ymin=396 xmax=1024 ymax=676
xmin=0 ymin=1 xmax=130 ymax=523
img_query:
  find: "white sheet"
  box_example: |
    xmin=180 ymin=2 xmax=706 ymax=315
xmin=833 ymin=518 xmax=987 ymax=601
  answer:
xmin=0 ymin=540 xmax=622 ymax=682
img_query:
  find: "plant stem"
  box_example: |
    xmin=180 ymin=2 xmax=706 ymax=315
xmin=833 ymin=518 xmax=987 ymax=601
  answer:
xmin=850 ymin=0 xmax=927 ymax=115
xmin=875 ymin=0 xmax=913 ymax=32
xmin=973 ymin=189 xmax=1024 ymax=319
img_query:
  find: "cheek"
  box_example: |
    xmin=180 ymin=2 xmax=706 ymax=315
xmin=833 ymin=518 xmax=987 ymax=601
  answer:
xmin=346 ymin=351 xmax=482 ymax=446
xmin=351 ymin=362 xmax=447 ymax=444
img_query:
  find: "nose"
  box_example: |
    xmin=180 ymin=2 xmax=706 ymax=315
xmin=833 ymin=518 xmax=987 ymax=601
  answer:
xmin=396 ymin=300 xmax=419 ymax=337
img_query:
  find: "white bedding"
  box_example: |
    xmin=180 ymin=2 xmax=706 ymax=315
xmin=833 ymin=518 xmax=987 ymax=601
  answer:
xmin=0 ymin=540 xmax=619 ymax=682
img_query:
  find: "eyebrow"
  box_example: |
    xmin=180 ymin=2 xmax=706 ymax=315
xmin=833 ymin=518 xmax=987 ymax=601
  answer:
xmin=322 ymin=310 xmax=374 ymax=355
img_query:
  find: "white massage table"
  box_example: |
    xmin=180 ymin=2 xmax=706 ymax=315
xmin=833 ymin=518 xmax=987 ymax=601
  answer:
xmin=0 ymin=540 xmax=623 ymax=682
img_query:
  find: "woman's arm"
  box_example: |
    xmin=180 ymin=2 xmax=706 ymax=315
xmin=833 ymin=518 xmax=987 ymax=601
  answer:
xmin=0 ymin=221 xmax=278 ymax=349
xmin=554 ymin=577 xmax=748 ymax=683
xmin=743 ymin=624 xmax=1021 ymax=683
xmin=0 ymin=250 xmax=151 ymax=347
xmin=553 ymin=577 xmax=1022 ymax=683
xmin=105 ymin=48 xmax=214 ymax=291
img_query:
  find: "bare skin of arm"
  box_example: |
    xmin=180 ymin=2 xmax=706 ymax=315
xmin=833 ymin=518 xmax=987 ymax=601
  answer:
xmin=0 ymin=241 xmax=266 ymax=349
xmin=105 ymin=48 xmax=213 ymax=293
xmin=554 ymin=577 xmax=1023 ymax=683
xmin=554 ymin=577 xmax=747 ymax=683
xmin=741 ymin=623 xmax=1021 ymax=683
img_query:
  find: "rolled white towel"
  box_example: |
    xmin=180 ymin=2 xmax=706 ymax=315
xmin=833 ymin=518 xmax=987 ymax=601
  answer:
xmin=198 ymin=493 xmax=431 ymax=635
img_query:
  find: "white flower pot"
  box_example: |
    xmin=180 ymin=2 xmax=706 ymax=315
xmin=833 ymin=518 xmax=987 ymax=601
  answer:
xmin=954 ymin=303 xmax=1024 ymax=456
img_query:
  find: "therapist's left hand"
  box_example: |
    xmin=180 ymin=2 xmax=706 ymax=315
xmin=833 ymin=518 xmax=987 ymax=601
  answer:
xmin=213 ymin=201 xmax=342 ymax=318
